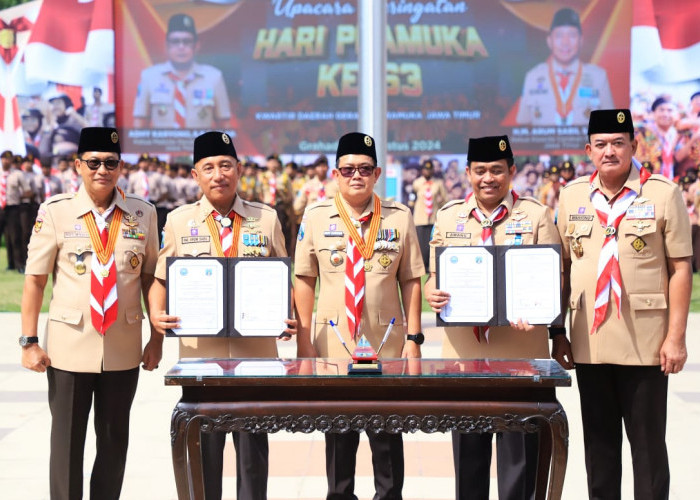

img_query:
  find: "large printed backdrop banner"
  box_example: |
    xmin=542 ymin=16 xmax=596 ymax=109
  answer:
xmin=114 ymin=0 xmax=632 ymax=156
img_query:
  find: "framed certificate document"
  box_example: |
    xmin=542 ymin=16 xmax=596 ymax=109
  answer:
xmin=166 ymin=257 xmax=291 ymax=337
xmin=435 ymin=245 xmax=562 ymax=327
xmin=435 ymin=246 xmax=497 ymax=326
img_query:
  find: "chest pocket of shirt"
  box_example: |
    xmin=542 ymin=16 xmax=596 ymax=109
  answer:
xmin=621 ymin=221 xmax=657 ymax=259
xmin=182 ymin=242 xmax=211 ymax=257
xmin=150 ymin=89 xmax=172 ymax=105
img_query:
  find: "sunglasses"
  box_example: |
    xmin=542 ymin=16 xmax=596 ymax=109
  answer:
xmin=167 ymin=37 xmax=195 ymax=47
xmin=81 ymin=158 xmax=120 ymax=171
xmin=337 ymin=165 xmax=375 ymax=177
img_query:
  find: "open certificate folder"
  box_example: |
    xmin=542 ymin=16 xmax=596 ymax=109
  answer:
xmin=166 ymin=257 xmax=291 ymax=337
xmin=435 ymin=245 xmax=562 ymax=327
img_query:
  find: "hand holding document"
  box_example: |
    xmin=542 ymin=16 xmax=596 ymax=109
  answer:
xmin=435 ymin=245 xmax=561 ymax=327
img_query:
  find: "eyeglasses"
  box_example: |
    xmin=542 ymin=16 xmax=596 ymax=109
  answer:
xmin=337 ymin=165 xmax=375 ymax=177
xmin=167 ymin=37 xmax=195 ymax=47
xmin=81 ymin=158 xmax=120 ymax=171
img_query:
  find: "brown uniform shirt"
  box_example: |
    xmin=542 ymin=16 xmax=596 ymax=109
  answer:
xmin=293 ymin=177 xmax=339 ymax=216
xmin=25 ymin=187 xmax=158 ymax=372
xmin=260 ymin=171 xmax=293 ymax=206
xmin=430 ymin=192 xmax=559 ymax=359
xmin=557 ymin=166 xmax=692 ymax=365
xmin=295 ymin=196 xmax=425 ymax=358
xmin=155 ymin=195 xmax=286 ymax=359
xmin=6 ymin=168 xmax=31 ymax=206
xmin=412 ymin=177 xmax=448 ymax=225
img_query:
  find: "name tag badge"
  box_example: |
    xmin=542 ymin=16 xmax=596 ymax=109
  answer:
xmin=626 ymin=204 xmax=655 ymax=220
xmin=181 ymin=236 xmax=211 ymax=244
xmin=64 ymin=231 xmax=90 ymax=239
xmin=445 ymin=232 xmax=471 ymax=239
xmin=569 ymin=214 xmax=594 ymax=221
xmin=324 ymin=231 xmax=345 ymax=237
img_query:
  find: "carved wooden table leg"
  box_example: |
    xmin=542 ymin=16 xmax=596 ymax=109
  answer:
xmin=546 ymin=407 xmax=569 ymax=500
xmin=186 ymin=415 xmax=205 ymax=500
xmin=171 ymin=405 xmax=191 ymax=500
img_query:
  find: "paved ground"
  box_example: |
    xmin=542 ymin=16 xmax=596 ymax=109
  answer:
xmin=1 ymin=312 xmax=698 ymax=499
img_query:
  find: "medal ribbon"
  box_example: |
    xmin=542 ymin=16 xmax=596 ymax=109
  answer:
xmin=547 ymin=58 xmax=582 ymax=122
xmin=468 ymin=191 xmax=519 ymax=342
xmin=334 ymin=193 xmax=382 ymax=260
xmin=589 ymin=164 xmax=650 ymax=334
xmin=206 ymin=210 xmax=242 ymax=257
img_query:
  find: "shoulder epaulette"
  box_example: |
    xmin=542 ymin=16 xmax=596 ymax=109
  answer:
xmin=241 ymin=199 xmax=276 ymax=213
xmin=125 ymin=193 xmax=154 ymax=207
xmin=45 ymin=193 xmax=75 ymax=205
xmin=439 ymin=198 xmax=466 ymax=211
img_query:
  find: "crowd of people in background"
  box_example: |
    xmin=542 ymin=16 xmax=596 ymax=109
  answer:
xmin=3 ymin=88 xmax=700 ymax=275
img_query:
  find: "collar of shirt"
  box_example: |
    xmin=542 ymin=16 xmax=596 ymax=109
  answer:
xmin=328 ymin=194 xmax=385 ymax=221
xmin=464 ymin=190 xmax=516 ymax=220
xmin=162 ymin=60 xmax=205 ymax=79
xmin=589 ymin=162 xmax=641 ymax=200
xmin=196 ymin=194 xmax=249 ymax=223
xmin=73 ymin=184 xmax=130 ymax=220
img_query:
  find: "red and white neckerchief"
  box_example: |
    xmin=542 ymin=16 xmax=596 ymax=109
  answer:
xmin=336 ymin=195 xmax=382 ymax=340
xmin=167 ymin=72 xmax=188 ymax=129
xmin=70 ymin=171 xmax=79 ymax=193
xmin=141 ymin=170 xmax=150 ymax=200
xmin=318 ymin=182 xmax=326 ymax=202
xmin=424 ymin=180 xmax=434 ymax=218
xmin=85 ymin=199 xmax=123 ymax=336
xmin=207 ymin=209 xmax=243 ymax=257
xmin=269 ymin=174 xmax=277 ymax=205
xmin=651 ymin=124 xmax=677 ymax=180
xmin=0 ymin=170 xmax=7 ymax=209
xmin=589 ymin=165 xmax=651 ymax=334
xmin=43 ymin=177 xmax=51 ymax=199
xmin=468 ymin=191 xmax=519 ymax=341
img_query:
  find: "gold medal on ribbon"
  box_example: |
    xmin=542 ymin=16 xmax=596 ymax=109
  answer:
xmin=75 ymin=261 xmax=86 ymax=275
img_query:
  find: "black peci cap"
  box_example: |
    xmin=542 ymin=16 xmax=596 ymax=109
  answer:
xmin=77 ymin=127 xmax=121 ymax=155
xmin=422 ymin=159 xmax=434 ymax=170
xmin=1 ymin=150 xmax=13 ymax=159
xmin=193 ymin=131 xmax=237 ymax=164
xmin=467 ymin=135 xmax=513 ymax=163
xmin=587 ymin=109 xmax=634 ymax=137
xmin=336 ymin=132 xmax=377 ymax=164
xmin=561 ymin=160 xmax=574 ymax=171
xmin=550 ymin=7 xmax=581 ymax=32
xmin=168 ymin=13 xmax=196 ymax=37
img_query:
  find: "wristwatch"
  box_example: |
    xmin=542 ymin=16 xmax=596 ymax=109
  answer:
xmin=406 ymin=333 xmax=425 ymax=345
xmin=19 ymin=336 xmax=39 ymax=347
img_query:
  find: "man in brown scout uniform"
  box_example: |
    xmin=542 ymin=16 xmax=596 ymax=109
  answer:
xmin=556 ymin=109 xmax=692 ymax=499
xmin=19 ymin=127 xmax=161 ymax=499
xmin=3 ymin=150 xmax=32 ymax=272
xmin=148 ymin=131 xmax=296 ymax=500
xmin=295 ymin=132 xmax=425 ymax=500
xmin=293 ymin=154 xmax=338 ymax=218
xmin=424 ymin=135 xmax=562 ymax=500
xmin=412 ymin=158 xmax=448 ymax=269
xmin=261 ymin=154 xmax=294 ymax=255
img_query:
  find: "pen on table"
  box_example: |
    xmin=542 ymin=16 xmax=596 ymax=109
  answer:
xmin=329 ymin=320 xmax=354 ymax=357
xmin=375 ymin=318 xmax=395 ymax=357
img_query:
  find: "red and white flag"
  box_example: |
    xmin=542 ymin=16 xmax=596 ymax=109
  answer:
xmin=24 ymin=0 xmax=113 ymax=86
xmin=632 ymin=0 xmax=700 ymax=83
xmin=0 ymin=1 xmax=39 ymax=154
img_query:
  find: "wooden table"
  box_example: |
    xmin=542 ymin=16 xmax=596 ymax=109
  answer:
xmin=166 ymin=358 xmax=571 ymax=499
